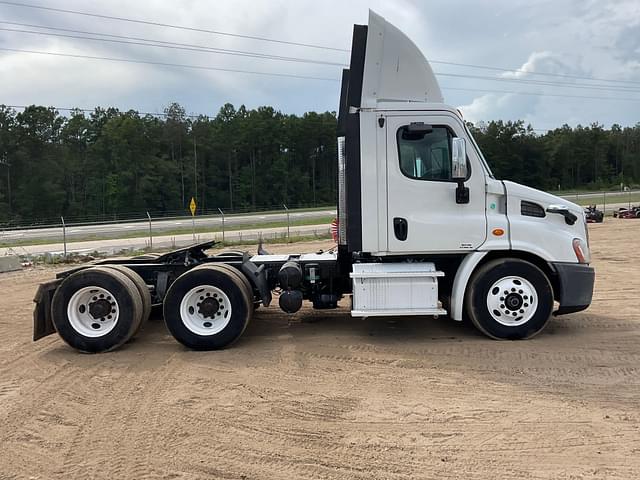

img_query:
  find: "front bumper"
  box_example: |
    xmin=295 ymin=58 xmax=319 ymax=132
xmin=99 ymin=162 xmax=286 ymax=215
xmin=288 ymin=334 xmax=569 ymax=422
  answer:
xmin=552 ymin=262 xmax=595 ymax=315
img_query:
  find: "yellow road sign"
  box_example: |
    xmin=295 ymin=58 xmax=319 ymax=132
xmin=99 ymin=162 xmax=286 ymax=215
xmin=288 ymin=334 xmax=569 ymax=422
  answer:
xmin=189 ymin=197 xmax=196 ymax=216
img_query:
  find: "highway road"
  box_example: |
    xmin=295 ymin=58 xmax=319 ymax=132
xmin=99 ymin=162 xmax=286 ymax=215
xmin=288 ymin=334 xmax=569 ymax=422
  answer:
xmin=0 ymin=224 xmax=333 ymax=257
xmin=0 ymin=209 xmax=336 ymax=244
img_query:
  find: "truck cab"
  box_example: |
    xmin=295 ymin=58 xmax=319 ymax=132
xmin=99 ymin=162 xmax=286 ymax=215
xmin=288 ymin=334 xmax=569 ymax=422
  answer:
xmin=336 ymin=11 xmax=594 ymax=336
xmin=33 ymin=11 xmax=594 ymax=353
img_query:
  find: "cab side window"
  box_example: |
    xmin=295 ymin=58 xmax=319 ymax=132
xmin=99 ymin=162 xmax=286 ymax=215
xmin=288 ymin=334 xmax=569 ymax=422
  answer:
xmin=397 ymin=126 xmax=452 ymax=181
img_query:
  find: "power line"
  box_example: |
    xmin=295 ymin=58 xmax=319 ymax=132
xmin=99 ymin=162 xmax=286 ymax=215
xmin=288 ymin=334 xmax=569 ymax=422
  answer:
xmin=0 ymin=47 xmax=339 ymax=81
xmin=443 ymin=86 xmax=640 ymax=102
xmin=2 ymin=105 xmax=626 ymax=135
xmin=0 ymin=24 xmax=347 ymax=67
xmin=3 ymin=104 xmax=206 ymax=119
xmin=0 ymin=0 xmax=349 ymax=52
xmin=437 ymin=72 xmax=640 ymax=94
xmin=4 ymin=26 xmax=640 ymax=95
xmin=431 ymin=60 xmax=640 ymax=87
xmin=4 ymin=1 xmax=638 ymax=91
xmin=5 ymin=19 xmax=640 ymax=90
xmin=3 ymin=48 xmax=640 ymax=103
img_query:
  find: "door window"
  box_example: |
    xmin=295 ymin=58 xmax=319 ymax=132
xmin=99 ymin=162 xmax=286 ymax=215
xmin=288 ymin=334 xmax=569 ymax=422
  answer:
xmin=397 ymin=126 xmax=452 ymax=181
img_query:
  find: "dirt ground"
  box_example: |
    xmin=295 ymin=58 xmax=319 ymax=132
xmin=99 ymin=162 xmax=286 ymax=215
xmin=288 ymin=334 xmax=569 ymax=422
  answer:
xmin=0 ymin=224 xmax=639 ymax=480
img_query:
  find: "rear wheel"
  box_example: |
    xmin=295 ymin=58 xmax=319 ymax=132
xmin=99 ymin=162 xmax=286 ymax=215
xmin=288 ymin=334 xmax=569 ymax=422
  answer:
xmin=51 ymin=267 xmax=143 ymax=352
xmin=465 ymin=258 xmax=553 ymax=340
xmin=102 ymin=265 xmax=152 ymax=335
xmin=163 ymin=265 xmax=253 ymax=350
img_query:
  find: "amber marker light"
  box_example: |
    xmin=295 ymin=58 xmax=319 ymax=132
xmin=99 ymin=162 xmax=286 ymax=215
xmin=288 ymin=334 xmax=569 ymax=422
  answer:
xmin=492 ymin=228 xmax=505 ymax=236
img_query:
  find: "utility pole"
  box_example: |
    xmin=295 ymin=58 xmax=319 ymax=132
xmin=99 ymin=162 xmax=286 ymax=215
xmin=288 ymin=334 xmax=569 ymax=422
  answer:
xmin=0 ymin=154 xmax=10 ymax=213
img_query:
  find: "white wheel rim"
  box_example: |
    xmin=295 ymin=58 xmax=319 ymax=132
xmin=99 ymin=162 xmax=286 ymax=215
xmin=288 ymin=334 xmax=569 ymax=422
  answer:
xmin=486 ymin=275 xmax=537 ymax=326
xmin=67 ymin=286 xmax=119 ymax=337
xmin=179 ymin=285 xmax=232 ymax=336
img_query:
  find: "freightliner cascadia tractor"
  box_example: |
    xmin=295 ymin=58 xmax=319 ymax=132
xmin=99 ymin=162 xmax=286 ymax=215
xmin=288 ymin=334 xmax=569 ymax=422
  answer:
xmin=33 ymin=11 xmax=594 ymax=352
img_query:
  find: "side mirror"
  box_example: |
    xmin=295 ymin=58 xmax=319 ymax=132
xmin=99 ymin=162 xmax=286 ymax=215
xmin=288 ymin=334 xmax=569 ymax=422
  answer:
xmin=451 ymin=137 xmax=467 ymax=179
xmin=546 ymin=204 xmax=578 ymax=225
xmin=451 ymin=137 xmax=469 ymax=204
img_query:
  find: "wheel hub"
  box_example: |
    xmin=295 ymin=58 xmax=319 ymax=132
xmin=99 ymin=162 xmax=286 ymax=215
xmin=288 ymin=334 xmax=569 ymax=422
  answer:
xmin=89 ymin=298 xmax=112 ymax=319
xmin=198 ymin=297 xmax=220 ymax=319
xmin=486 ymin=275 xmax=537 ymax=327
xmin=67 ymin=286 xmax=119 ymax=337
xmin=504 ymin=293 xmax=523 ymax=311
xmin=179 ymin=285 xmax=232 ymax=336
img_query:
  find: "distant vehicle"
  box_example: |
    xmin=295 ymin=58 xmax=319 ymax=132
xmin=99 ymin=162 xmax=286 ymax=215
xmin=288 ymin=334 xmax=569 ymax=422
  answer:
xmin=613 ymin=205 xmax=640 ymax=219
xmin=33 ymin=11 xmax=594 ymax=353
xmin=584 ymin=205 xmax=603 ymax=223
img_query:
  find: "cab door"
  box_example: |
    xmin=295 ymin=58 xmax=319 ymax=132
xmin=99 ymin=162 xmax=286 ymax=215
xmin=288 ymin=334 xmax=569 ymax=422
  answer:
xmin=386 ymin=113 xmax=487 ymax=253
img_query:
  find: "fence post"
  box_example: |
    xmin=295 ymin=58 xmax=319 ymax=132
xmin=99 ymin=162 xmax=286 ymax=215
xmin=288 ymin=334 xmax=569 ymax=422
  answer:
xmin=146 ymin=211 xmax=153 ymax=250
xmin=61 ymin=216 xmax=67 ymax=260
xmin=218 ymin=208 xmax=225 ymax=244
xmin=283 ymin=204 xmax=290 ymax=242
xmin=603 ymin=192 xmax=606 ymax=219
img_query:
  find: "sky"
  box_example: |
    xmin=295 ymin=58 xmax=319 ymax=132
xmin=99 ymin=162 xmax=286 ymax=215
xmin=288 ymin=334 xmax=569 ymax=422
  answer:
xmin=0 ymin=0 xmax=639 ymax=129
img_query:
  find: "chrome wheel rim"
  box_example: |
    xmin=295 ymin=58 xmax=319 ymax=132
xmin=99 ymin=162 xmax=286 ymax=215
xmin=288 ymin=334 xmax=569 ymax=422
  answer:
xmin=67 ymin=286 xmax=119 ymax=337
xmin=179 ymin=285 xmax=232 ymax=336
xmin=486 ymin=276 xmax=537 ymax=326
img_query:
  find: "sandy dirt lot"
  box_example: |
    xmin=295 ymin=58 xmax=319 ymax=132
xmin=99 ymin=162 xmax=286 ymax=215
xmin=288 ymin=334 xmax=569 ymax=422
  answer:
xmin=0 ymin=224 xmax=638 ymax=479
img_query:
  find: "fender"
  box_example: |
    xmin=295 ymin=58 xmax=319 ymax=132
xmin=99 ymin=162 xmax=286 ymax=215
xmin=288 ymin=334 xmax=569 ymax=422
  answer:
xmin=450 ymin=251 xmax=487 ymax=321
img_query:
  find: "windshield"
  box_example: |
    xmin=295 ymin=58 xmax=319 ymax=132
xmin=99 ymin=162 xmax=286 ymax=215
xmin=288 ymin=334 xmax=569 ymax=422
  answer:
xmin=464 ymin=123 xmax=494 ymax=178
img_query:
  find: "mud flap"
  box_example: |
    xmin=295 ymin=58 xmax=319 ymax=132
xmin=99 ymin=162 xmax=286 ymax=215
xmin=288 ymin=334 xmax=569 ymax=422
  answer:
xmin=241 ymin=260 xmax=272 ymax=307
xmin=33 ymin=279 xmax=62 ymax=341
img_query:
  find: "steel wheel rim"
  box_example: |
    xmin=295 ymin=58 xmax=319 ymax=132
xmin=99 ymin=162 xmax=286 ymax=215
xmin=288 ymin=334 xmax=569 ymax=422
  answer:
xmin=67 ymin=286 xmax=119 ymax=337
xmin=179 ymin=285 xmax=232 ymax=336
xmin=486 ymin=275 xmax=537 ymax=326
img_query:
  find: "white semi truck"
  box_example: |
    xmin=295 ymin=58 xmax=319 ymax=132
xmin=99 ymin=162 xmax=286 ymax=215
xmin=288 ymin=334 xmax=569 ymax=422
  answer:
xmin=33 ymin=11 xmax=594 ymax=352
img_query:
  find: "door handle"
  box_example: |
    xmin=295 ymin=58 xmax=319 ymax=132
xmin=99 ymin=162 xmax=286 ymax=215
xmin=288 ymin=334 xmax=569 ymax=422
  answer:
xmin=393 ymin=217 xmax=408 ymax=241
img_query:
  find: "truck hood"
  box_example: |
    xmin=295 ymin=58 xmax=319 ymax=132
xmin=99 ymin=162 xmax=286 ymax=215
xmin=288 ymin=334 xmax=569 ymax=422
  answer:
xmin=503 ymin=180 xmax=590 ymax=263
xmin=503 ymin=181 xmax=583 ymax=216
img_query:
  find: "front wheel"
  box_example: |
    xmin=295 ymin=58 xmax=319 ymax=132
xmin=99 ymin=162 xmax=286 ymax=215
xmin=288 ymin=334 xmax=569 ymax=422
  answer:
xmin=465 ymin=258 xmax=553 ymax=340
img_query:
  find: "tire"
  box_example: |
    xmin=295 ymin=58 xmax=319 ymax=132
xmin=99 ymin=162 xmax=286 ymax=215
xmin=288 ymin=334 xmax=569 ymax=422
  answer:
xmin=464 ymin=258 xmax=553 ymax=340
xmin=51 ymin=267 xmax=143 ymax=353
xmin=198 ymin=263 xmax=255 ymax=304
xmin=163 ymin=265 xmax=252 ymax=350
xmin=102 ymin=265 xmax=152 ymax=334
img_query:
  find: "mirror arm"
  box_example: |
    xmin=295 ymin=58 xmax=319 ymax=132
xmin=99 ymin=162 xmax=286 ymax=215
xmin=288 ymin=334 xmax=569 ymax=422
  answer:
xmin=455 ymin=179 xmax=469 ymax=204
xmin=546 ymin=205 xmax=577 ymax=225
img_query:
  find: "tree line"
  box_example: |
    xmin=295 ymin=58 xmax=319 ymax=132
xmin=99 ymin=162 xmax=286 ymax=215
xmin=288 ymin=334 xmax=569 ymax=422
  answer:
xmin=0 ymin=103 xmax=638 ymax=226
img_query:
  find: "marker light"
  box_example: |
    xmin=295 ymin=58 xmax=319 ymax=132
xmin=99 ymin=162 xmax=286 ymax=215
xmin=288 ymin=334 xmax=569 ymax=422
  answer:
xmin=573 ymin=238 xmax=589 ymax=264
